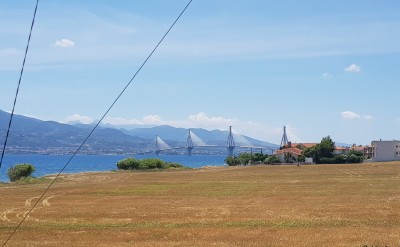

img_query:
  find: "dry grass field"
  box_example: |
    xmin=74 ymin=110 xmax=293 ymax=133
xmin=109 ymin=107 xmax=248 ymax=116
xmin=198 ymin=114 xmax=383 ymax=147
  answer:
xmin=1 ymin=162 xmax=400 ymax=246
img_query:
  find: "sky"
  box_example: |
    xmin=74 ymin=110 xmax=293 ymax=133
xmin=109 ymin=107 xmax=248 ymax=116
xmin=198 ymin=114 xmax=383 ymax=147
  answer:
xmin=1 ymin=0 xmax=400 ymax=145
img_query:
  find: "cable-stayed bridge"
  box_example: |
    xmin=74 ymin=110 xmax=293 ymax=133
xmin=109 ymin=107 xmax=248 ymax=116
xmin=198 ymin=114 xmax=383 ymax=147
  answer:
xmin=133 ymin=126 xmax=277 ymax=156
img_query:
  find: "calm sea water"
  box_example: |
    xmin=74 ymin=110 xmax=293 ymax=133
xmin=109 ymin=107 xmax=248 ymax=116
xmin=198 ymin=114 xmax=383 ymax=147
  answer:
xmin=0 ymin=154 xmax=226 ymax=182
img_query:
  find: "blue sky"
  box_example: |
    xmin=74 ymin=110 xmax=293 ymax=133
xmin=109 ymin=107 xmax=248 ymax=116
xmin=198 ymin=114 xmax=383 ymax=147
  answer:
xmin=1 ymin=0 xmax=400 ymax=145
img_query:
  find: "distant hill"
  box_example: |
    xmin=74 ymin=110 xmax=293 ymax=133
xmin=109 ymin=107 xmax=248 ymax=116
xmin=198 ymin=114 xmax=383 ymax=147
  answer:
xmin=128 ymin=125 xmax=278 ymax=148
xmin=0 ymin=109 xmax=279 ymax=154
xmin=0 ymin=110 xmax=149 ymax=154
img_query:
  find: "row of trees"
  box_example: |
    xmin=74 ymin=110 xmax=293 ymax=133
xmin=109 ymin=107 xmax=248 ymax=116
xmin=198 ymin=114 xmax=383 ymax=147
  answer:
xmin=225 ymin=136 xmax=364 ymax=166
xmin=303 ymin=136 xmax=364 ymax=164
xmin=224 ymin=153 xmax=280 ymax=166
xmin=116 ymin=157 xmax=186 ymax=170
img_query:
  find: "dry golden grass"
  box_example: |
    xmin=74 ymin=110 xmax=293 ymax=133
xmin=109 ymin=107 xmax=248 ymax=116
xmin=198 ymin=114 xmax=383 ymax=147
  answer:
xmin=1 ymin=162 xmax=400 ymax=246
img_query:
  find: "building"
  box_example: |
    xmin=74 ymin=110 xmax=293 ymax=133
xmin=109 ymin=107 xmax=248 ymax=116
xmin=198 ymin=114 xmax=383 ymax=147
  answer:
xmin=371 ymin=140 xmax=400 ymax=162
xmin=273 ymin=147 xmax=302 ymax=163
xmin=333 ymin=146 xmax=349 ymax=155
xmin=350 ymin=144 xmax=373 ymax=159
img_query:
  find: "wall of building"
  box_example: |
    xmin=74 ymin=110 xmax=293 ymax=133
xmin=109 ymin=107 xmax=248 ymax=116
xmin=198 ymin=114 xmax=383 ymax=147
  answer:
xmin=371 ymin=140 xmax=400 ymax=162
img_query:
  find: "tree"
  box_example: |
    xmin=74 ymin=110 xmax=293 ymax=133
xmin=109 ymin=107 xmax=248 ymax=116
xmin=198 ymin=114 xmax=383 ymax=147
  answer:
xmin=303 ymin=136 xmax=335 ymax=164
xmin=297 ymin=155 xmax=305 ymax=163
xmin=238 ymin=153 xmax=253 ymax=165
xmin=265 ymin=156 xmax=280 ymax=164
xmin=7 ymin=163 xmax=35 ymax=182
xmin=117 ymin=158 xmax=140 ymax=170
xmin=139 ymin=158 xmax=164 ymax=169
xmin=225 ymin=156 xmax=240 ymax=166
xmin=319 ymin=136 xmax=335 ymax=158
xmin=348 ymin=150 xmax=364 ymax=157
xmin=253 ymin=153 xmax=268 ymax=163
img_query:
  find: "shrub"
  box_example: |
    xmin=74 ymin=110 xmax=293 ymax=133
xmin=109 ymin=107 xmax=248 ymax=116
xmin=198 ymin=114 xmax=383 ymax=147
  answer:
xmin=139 ymin=158 xmax=165 ymax=169
xmin=225 ymin=156 xmax=240 ymax=166
xmin=116 ymin=158 xmax=186 ymax=170
xmin=7 ymin=163 xmax=35 ymax=182
xmin=265 ymin=156 xmax=280 ymax=164
xmin=319 ymin=157 xmax=336 ymax=164
xmin=116 ymin=158 xmax=140 ymax=170
xmin=334 ymin=154 xmax=347 ymax=164
xmin=165 ymin=162 xmax=185 ymax=169
xmin=347 ymin=154 xmax=363 ymax=163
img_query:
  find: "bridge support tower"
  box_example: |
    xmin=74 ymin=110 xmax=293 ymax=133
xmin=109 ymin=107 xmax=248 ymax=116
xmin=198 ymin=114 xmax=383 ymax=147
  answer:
xmin=227 ymin=126 xmax=236 ymax=157
xmin=186 ymin=129 xmax=194 ymax=156
xmin=280 ymin=126 xmax=289 ymax=148
xmin=154 ymin=135 xmax=161 ymax=155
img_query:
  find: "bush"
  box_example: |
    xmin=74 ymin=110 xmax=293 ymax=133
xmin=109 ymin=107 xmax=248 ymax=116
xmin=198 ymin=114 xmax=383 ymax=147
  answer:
xmin=116 ymin=158 xmax=186 ymax=170
xmin=7 ymin=163 xmax=35 ymax=182
xmin=319 ymin=157 xmax=336 ymax=164
xmin=265 ymin=156 xmax=280 ymax=164
xmin=139 ymin=158 xmax=164 ymax=169
xmin=165 ymin=162 xmax=185 ymax=169
xmin=116 ymin=158 xmax=140 ymax=170
xmin=347 ymin=154 xmax=363 ymax=163
xmin=225 ymin=156 xmax=240 ymax=166
xmin=334 ymin=154 xmax=347 ymax=164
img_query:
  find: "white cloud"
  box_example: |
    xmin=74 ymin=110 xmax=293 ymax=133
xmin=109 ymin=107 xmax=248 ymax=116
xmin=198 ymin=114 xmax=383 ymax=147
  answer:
xmin=54 ymin=39 xmax=75 ymax=48
xmin=363 ymin=115 xmax=373 ymax=120
xmin=341 ymin=111 xmax=373 ymax=120
xmin=341 ymin=111 xmax=361 ymax=119
xmin=64 ymin=114 xmax=93 ymax=124
xmin=322 ymin=72 xmax=333 ymax=79
xmin=344 ymin=64 xmax=361 ymax=72
xmin=103 ymin=112 xmax=302 ymax=144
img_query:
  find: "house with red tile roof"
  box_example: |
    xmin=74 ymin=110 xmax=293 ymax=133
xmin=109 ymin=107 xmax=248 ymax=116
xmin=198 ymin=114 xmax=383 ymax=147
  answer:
xmin=273 ymin=147 xmax=303 ymax=163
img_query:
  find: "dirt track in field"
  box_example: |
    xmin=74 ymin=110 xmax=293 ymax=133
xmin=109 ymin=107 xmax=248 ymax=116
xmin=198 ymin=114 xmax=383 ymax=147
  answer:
xmin=1 ymin=163 xmax=400 ymax=246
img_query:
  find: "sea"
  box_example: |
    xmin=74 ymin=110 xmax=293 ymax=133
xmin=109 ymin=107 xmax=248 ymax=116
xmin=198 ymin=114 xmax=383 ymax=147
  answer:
xmin=0 ymin=154 xmax=226 ymax=182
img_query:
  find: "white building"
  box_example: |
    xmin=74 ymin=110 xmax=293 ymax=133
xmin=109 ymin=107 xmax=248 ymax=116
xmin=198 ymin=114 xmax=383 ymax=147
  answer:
xmin=371 ymin=140 xmax=400 ymax=162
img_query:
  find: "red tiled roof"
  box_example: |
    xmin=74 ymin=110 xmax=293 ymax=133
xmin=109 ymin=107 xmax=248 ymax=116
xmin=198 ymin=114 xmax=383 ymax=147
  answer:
xmin=274 ymin=148 xmax=302 ymax=156
xmin=284 ymin=143 xmax=318 ymax=149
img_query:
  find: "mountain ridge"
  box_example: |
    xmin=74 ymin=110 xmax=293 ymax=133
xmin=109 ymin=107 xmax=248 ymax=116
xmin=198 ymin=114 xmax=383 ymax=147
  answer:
xmin=0 ymin=109 xmax=279 ymax=154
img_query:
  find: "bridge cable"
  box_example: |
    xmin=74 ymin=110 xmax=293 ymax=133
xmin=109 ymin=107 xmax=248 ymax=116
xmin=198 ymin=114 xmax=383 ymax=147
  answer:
xmin=0 ymin=0 xmax=39 ymax=170
xmin=1 ymin=0 xmax=193 ymax=246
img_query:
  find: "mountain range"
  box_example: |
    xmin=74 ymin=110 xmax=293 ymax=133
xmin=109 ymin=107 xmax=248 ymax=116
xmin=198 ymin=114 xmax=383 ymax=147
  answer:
xmin=0 ymin=109 xmax=279 ymax=155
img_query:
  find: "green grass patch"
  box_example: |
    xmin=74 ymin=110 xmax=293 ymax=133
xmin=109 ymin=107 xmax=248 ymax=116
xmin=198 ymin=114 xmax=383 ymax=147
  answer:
xmin=21 ymin=218 xmax=395 ymax=231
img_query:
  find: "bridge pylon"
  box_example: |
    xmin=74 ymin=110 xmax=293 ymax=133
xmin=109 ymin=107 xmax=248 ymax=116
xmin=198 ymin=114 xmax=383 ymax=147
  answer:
xmin=280 ymin=126 xmax=289 ymax=148
xmin=154 ymin=135 xmax=161 ymax=155
xmin=186 ymin=129 xmax=194 ymax=156
xmin=227 ymin=126 xmax=236 ymax=157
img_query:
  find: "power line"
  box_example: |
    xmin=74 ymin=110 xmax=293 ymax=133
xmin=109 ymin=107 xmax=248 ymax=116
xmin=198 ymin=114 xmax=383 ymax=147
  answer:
xmin=0 ymin=0 xmax=39 ymax=170
xmin=1 ymin=0 xmax=193 ymax=246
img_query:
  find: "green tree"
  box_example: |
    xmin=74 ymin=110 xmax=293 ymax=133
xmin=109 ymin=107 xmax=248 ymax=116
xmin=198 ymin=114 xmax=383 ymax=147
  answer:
xmin=116 ymin=158 xmax=140 ymax=170
xmin=7 ymin=163 xmax=35 ymax=182
xmin=253 ymin=153 xmax=269 ymax=163
xmin=265 ymin=156 xmax=280 ymax=164
xmin=297 ymin=155 xmax=305 ymax=163
xmin=348 ymin=150 xmax=364 ymax=157
xmin=225 ymin=156 xmax=240 ymax=166
xmin=303 ymin=136 xmax=335 ymax=164
xmin=139 ymin=158 xmax=165 ymax=169
xmin=238 ymin=152 xmax=253 ymax=165
xmin=319 ymin=136 xmax=335 ymax=158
